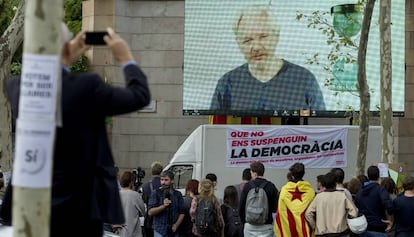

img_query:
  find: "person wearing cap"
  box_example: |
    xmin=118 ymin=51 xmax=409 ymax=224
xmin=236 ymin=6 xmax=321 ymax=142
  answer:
xmin=148 ymin=170 xmax=185 ymax=237
xmin=1 ymin=24 xmax=150 ymax=237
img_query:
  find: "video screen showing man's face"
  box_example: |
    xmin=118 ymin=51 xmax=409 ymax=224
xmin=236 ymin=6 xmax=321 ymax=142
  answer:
xmin=183 ymin=1 xmax=405 ymax=117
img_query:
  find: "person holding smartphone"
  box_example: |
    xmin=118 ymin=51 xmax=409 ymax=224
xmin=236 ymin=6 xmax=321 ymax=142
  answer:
xmin=1 ymin=24 xmax=151 ymax=237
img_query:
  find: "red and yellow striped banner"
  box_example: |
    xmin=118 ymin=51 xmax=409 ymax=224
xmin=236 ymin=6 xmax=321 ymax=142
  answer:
xmin=209 ymin=115 xmax=281 ymax=125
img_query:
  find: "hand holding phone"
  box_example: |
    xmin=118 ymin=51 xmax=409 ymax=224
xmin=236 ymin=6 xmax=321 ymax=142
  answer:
xmin=85 ymin=31 xmax=108 ymax=45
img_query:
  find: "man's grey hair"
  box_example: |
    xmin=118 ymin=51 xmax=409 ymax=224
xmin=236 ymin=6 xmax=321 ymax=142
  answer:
xmin=233 ymin=4 xmax=280 ymax=37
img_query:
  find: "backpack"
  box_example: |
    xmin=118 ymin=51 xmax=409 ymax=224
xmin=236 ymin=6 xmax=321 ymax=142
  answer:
xmin=245 ymin=181 xmax=269 ymax=225
xmin=195 ymin=198 xmax=218 ymax=236
xmin=179 ymin=195 xmax=194 ymax=236
xmin=143 ymin=181 xmax=154 ymax=229
xmin=222 ymin=204 xmax=243 ymax=237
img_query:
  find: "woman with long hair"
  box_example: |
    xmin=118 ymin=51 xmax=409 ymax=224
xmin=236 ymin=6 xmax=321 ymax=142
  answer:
xmin=221 ymin=185 xmax=243 ymax=237
xmin=190 ymin=179 xmax=224 ymax=237
xmin=179 ymin=179 xmax=199 ymax=237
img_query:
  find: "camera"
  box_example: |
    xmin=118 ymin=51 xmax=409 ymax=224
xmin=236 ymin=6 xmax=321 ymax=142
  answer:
xmin=132 ymin=167 xmax=145 ymax=191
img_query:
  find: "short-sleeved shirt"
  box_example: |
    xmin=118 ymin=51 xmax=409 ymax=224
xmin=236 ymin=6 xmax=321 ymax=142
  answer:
xmin=210 ymin=60 xmax=325 ymax=111
xmin=148 ymin=189 xmax=185 ymax=236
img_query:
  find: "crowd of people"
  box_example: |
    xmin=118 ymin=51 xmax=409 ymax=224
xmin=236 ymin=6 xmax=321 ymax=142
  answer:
xmin=106 ymin=161 xmax=414 ymax=237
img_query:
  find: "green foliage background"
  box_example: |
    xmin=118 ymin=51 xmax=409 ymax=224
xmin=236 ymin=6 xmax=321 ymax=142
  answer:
xmin=1 ymin=0 xmax=87 ymax=75
xmin=0 ymin=0 xmax=18 ymax=33
xmin=64 ymin=0 xmax=89 ymax=72
xmin=64 ymin=0 xmax=82 ymax=34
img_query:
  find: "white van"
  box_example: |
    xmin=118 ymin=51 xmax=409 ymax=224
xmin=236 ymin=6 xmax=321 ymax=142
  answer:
xmin=165 ymin=125 xmax=382 ymax=198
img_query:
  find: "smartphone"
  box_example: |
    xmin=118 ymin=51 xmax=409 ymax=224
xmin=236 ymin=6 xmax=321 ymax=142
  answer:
xmin=85 ymin=31 xmax=108 ymax=45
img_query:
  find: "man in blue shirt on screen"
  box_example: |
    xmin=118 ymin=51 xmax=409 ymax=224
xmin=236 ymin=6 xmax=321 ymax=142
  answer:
xmin=210 ymin=5 xmax=325 ymax=111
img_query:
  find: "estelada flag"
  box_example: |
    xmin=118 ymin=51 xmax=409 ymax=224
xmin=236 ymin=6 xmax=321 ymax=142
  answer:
xmin=274 ymin=181 xmax=315 ymax=237
xmin=209 ymin=115 xmax=282 ymax=124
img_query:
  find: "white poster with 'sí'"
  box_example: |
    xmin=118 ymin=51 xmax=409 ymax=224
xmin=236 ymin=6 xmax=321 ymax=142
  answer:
xmin=12 ymin=119 xmax=55 ymax=188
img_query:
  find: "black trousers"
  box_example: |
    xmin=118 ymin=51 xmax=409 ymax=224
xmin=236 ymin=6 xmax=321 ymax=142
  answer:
xmin=144 ymin=227 xmax=154 ymax=237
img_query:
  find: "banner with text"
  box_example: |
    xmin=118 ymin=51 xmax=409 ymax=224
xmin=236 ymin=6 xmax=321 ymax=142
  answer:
xmin=227 ymin=127 xmax=348 ymax=168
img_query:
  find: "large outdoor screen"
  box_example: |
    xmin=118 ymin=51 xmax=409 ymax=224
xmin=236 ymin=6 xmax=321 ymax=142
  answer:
xmin=183 ymin=0 xmax=405 ymax=117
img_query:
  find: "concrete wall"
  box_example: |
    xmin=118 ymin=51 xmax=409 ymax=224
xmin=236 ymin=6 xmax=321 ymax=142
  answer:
xmin=83 ymin=0 xmax=414 ymax=179
xmin=400 ymin=0 xmax=414 ymax=173
xmin=83 ymin=0 xmax=207 ymax=179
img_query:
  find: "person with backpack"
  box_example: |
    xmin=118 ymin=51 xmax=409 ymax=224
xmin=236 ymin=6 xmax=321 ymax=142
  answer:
xmin=142 ymin=162 xmax=164 ymax=237
xmin=148 ymin=170 xmax=185 ymax=237
xmin=190 ymin=179 xmax=224 ymax=237
xmin=274 ymin=162 xmax=315 ymax=237
xmin=239 ymin=161 xmax=279 ymax=237
xmin=180 ymin=179 xmax=199 ymax=237
xmin=221 ymin=185 xmax=244 ymax=237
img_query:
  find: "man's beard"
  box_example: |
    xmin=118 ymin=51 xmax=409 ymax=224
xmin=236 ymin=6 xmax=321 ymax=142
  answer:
xmin=249 ymin=59 xmax=272 ymax=71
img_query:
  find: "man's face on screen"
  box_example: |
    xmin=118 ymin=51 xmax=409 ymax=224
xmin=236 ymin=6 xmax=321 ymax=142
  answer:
xmin=236 ymin=14 xmax=278 ymax=67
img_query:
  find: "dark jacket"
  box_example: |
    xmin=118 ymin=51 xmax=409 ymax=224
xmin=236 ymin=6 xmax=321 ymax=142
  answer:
xmin=355 ymin=182 xmax=393 ymax=232
xmin=142 ymin=176 xmax=162 ymax=204
xmin=239 ymin=178 xmax=279 ymax=225
xmin=1 ymin=64 xmax=150 ymax=236
xmin=179 ymin=195 xmax=196 ymax=236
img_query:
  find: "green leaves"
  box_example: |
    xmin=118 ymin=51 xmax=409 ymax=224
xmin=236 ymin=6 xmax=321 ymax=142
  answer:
xmin=9 ymin=61 xmax=21 ymax=76
xmin=64 ymin=0 xmax=82 ymax=34
xmin=65 ymin=0 xmax=88 ymax=72
xmin=0 ymin=0 xmax=17 ymax=33
xmin=70 ymin=55 xmax=89 ymax=73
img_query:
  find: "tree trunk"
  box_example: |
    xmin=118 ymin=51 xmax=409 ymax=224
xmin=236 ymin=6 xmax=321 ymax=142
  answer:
xmin=12 ymin=1 xmax=63 ymax=236
xmin=379 ymin=0 xmax=394 ymax=163
xmin=356 ymin=0 xmax=375 ymax=176
xmin=0 ymin=0 xmax=25 ymax=177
